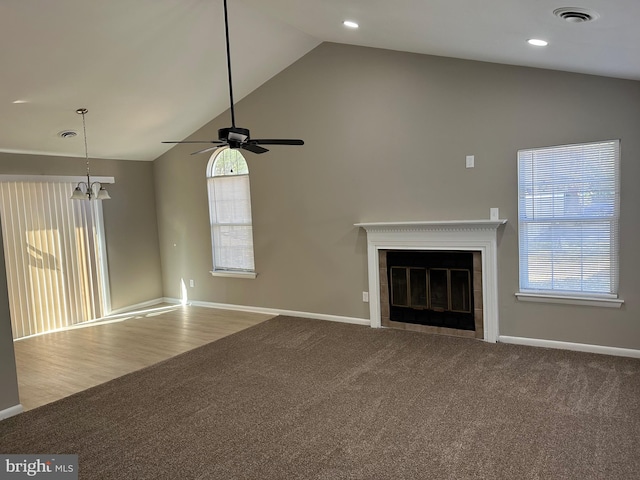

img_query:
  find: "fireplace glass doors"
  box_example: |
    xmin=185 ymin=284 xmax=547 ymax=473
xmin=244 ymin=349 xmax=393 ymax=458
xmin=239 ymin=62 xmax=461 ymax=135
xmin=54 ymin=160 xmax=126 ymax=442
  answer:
xmin=387 ymin=251 xmax=475 ymax=331
xmin=391 ymin=267 xmax=471 ymax=313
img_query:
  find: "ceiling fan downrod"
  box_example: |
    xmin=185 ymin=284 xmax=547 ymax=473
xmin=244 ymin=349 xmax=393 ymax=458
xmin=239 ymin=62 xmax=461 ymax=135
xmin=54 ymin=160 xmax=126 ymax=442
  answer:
xmin=223 ymin=0 xmax=236 ymax=128
xmin=161 ymin=0 xmax=304 ymax=154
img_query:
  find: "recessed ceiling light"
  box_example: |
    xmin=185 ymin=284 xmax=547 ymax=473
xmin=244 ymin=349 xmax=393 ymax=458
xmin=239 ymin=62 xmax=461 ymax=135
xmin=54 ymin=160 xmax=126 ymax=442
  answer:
xmin=343 ymin=20 xmax=359 ymax=29
xmin=12 ymin=100 xmax=28 ymax=104
xmin=527 ymin=38 xmax=549 ymax=47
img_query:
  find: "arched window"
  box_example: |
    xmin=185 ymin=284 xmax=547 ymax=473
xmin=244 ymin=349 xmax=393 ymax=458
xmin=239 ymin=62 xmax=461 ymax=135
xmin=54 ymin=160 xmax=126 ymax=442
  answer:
xmin=206 ymin=148 xmax=255 ymax=276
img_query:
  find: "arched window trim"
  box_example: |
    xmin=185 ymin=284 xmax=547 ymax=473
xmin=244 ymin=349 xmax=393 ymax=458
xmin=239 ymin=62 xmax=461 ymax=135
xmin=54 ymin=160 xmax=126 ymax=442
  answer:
xmin=206 ymin=148 xmax=257 ymax=279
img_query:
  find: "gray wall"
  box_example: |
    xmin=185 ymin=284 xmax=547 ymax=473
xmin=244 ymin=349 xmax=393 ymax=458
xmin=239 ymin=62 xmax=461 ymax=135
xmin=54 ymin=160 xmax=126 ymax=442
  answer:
xmin=154 ymin=42 xmax=640 ymax=350
xmin=0 ymin=152 xmax=163 ymax=311
xmin=0 ymin=222 xmax=20 ymax=412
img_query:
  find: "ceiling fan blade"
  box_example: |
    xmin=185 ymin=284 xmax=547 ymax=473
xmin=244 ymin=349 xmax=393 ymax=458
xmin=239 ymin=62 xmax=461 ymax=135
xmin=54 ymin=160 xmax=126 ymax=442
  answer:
xmin=162 ymin=140 xmax=224 ymax=144
xmin=191 ymin=145 xmax=225 ymax=155
xmin=241 ymin=143 xmax=269 ymax=154
xmin=252 ymin=139 xmax=304 ymax=146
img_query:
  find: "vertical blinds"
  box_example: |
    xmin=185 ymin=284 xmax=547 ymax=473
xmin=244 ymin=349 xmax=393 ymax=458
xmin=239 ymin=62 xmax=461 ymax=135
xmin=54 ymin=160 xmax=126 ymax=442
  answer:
xmin=517 ymin=140 xmax=620 ymax=296
xmin=0 ymin=181 xmax=108 ymax=339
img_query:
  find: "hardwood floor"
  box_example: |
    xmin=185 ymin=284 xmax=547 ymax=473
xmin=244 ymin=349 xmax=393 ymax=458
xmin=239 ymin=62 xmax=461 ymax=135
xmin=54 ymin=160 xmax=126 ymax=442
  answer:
xmin=13 ymin=304 xmax=275 ymax=411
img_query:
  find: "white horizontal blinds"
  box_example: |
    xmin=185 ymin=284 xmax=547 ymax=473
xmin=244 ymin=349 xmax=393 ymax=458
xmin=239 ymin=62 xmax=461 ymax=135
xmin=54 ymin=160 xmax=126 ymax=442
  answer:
xmin=0 ymin=181 xmax=106 ymax=339
xmin=207 ymin=149 xmax=255 ymax=272
xmin=517 ymin=140 xmax=620 ymax=295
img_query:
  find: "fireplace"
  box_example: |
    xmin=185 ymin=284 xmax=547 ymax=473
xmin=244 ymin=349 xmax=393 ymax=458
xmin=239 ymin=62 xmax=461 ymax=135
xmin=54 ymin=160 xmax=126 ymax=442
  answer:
xmin=356 ymin=220 xmax=506 ymax=342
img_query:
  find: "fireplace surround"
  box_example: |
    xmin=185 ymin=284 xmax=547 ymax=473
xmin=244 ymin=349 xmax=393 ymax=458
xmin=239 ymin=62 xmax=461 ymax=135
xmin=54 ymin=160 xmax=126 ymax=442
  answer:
xmin=356 ymin=220 xmax=507 ymax=342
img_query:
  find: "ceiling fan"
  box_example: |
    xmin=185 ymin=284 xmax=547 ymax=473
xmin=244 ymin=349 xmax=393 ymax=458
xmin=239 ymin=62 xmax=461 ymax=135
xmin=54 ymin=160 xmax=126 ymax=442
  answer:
xmin=163 ymin=0 xmax=304 ymax=155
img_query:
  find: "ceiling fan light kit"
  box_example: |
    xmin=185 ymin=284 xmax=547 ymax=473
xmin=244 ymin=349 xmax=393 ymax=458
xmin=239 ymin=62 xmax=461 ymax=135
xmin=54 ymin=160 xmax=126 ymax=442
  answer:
xmin=162 ymin=0 xmax=304 ymax=155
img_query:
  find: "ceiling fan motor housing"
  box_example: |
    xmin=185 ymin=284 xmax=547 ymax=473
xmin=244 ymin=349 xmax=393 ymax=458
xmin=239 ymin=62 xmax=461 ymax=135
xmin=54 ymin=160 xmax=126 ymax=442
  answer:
xmin=219 ymin=126 xmax=250 ymax=144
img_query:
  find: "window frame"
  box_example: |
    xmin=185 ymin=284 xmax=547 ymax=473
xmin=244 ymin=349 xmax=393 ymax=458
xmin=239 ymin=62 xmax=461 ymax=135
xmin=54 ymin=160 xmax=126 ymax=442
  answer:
xmin=206 ymin=148 xmax=257 ymax=279
xmin=515 ymin=139 xmax=623 ymax=308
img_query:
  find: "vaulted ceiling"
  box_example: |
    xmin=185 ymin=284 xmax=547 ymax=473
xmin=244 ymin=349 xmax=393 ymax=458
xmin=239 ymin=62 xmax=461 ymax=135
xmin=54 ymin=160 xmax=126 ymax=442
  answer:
xmin=2 ymin=0 xmax=638 ymax=161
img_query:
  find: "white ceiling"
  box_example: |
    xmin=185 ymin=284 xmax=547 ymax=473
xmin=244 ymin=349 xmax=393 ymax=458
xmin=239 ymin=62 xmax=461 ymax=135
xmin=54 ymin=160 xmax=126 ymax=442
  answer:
xmin=2 ymin=0 xmax=639 ymax=161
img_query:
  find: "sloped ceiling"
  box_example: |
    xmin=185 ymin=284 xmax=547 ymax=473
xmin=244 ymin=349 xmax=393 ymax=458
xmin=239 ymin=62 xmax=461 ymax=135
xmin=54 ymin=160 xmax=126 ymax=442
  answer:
xmin=1 ymin=0 xmax=639 ymax=161
xmin=0 ymin=0 xmax=320 ymax=161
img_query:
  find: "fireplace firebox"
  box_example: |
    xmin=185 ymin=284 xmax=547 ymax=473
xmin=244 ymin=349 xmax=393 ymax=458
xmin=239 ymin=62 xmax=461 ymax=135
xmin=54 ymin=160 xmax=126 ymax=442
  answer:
xmin=386 ymin=251 xmax=476 ymax=331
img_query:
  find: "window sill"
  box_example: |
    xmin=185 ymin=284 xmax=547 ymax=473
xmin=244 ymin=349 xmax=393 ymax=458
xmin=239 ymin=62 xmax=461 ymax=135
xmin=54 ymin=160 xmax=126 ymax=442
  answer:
xmin=209 ymin=270 xmax=257 ymax=279
xmin=515 ymin=292 xmax=623 ymax=308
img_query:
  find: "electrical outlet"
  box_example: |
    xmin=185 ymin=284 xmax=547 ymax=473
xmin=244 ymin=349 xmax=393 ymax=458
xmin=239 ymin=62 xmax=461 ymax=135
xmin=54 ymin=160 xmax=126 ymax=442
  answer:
xmin=189 ymin=279 xmax=195 ymax=288
xmin=362 ymin=291 xmax=369 ymax=303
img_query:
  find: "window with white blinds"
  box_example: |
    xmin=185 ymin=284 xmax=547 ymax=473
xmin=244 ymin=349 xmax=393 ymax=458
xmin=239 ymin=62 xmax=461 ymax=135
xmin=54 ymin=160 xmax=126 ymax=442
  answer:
xmin=206 ymin=148 xmax=255 ymax=274
xmin=517 ymin=140 xmax=620 ymax=297
xmin=0 ymin=180 xmax=110 ymax=339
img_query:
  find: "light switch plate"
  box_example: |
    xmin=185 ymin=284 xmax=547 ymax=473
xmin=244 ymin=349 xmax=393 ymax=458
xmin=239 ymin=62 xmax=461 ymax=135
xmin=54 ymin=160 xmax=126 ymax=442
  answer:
xmin=466 ymin=155 xmax=474 ymax=168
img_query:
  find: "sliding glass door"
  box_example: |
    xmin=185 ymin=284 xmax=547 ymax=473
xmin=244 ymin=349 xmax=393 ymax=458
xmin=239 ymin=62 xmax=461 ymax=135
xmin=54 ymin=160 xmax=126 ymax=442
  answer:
xmin=0 ymin=180 xmax=110 ymax=339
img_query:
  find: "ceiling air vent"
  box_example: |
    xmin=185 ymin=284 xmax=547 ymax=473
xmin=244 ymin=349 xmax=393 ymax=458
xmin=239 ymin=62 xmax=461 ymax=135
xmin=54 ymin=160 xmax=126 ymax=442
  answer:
xmin=553 ymin=7 xmax=600 ymax=23
xmin=58 ymin=130 xmax=77 ymax=139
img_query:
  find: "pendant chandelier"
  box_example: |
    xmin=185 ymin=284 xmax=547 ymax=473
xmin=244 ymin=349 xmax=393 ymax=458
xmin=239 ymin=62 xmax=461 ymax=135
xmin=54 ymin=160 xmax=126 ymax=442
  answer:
xmin=70 ymin=108 xmax=111 ymax=200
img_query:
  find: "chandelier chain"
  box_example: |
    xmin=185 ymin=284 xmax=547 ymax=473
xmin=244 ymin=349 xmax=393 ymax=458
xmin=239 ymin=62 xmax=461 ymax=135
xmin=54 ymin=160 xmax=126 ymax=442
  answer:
xmin=77 ymin=108 xmax=90 ymax=177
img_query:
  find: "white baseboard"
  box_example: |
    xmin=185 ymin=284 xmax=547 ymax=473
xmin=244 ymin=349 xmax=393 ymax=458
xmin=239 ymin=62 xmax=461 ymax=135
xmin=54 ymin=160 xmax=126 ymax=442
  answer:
xmin=162 ymin=297 xmax=182 ymax=306
xmin=80 ymin=299 xmax=640 ymax=359
xmin=102 ymin=299 xmax=640 ymax=359
xmin=499 ymin=335 xmax=640 ymax=359
xmin=0 ymin=404 xmax=23 ymax=420
xmin=108 ymin=298 xmax=166 ymax=316
xmin=13 ymin=298 xmax=173 ymax=342
xmin=164 ymin=298 xmax=370 ymax=327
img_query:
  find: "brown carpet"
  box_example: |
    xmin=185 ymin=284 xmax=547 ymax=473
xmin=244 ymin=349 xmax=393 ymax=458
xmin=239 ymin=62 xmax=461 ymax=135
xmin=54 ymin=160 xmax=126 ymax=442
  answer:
xmin=1 ymin=316 xmax=639 ymax=479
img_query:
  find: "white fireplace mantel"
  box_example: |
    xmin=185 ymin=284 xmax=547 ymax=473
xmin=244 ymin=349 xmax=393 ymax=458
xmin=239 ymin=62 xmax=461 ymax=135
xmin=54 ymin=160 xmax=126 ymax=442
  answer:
xmin=356 ymin=219 xmax=507 ymax=343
